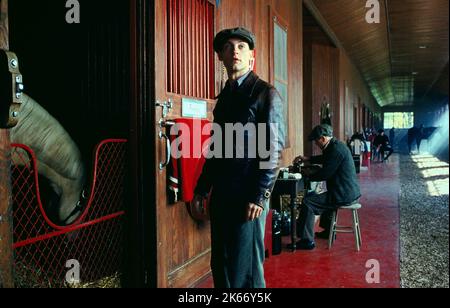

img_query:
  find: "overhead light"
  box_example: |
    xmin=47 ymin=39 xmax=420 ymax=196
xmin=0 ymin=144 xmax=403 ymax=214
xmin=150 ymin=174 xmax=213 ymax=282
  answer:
xmin=412 ymin=72 xmax=418 ymax=75
xmin=419 ymin=45 xmax=427 ymax=49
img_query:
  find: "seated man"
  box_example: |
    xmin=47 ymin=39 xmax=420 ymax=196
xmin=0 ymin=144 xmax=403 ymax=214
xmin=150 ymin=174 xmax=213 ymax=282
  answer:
xmin=292 ymin=124 xmax=361 ymax=250
xmin=373 ymin=129 xmax=393 ymax=162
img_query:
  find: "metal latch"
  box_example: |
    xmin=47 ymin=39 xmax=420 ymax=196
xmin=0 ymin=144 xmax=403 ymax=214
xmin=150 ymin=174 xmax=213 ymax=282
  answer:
xmin=156 ymin=99 xmax=174 ymax=170
xmin=0 ymin=50 xmax=24 ymax=128
xmin=156 ymin=99 xmax=173 ymax=119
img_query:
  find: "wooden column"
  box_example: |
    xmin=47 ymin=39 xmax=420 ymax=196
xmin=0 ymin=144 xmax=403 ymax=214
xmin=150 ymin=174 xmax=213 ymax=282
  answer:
xmin=0 ymin=0 xmax=14 ymax=289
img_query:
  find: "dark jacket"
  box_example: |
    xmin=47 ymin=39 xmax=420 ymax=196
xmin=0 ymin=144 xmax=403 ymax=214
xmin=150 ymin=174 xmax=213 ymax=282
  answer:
xmin=308 ymin=138 xmax=361 ymax=206
xmin=195 ymin=71 xmax=286 ymax=207
xmin=373 ymin=134 xmax=390 ymax=147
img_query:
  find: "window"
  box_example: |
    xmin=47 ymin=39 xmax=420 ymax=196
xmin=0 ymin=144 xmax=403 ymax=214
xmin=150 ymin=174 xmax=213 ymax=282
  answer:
xmin=383 ymin=112 xmax=414 ymax=129
xmin=270 ymin=9 xmax=289 ymax=147
xmin=166 ymin=0 xmax=215 ymax=99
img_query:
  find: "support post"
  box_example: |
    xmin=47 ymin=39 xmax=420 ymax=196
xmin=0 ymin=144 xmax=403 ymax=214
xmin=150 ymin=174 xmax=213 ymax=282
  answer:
xmin=0 ymin=0 xmax=15 ymax=289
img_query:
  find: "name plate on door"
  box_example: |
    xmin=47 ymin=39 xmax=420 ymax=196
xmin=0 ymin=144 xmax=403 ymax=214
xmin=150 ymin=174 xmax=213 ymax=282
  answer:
xmin=182 ymin=98 xmax=207 ymax=119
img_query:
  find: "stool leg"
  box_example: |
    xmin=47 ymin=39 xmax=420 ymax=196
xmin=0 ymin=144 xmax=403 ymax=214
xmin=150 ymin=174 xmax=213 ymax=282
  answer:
xmin=355 ymin=210 xmax=362 ymax=247
xmin=352 ymin=210 xmax=360 ymax=251
xmin=328 ymin=210 xmax=337 ymax=249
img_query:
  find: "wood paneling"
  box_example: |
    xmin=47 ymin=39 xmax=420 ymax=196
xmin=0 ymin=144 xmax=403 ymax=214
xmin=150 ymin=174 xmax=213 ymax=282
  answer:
xmin=154 ymin=0 xmax=303 ymax=288
xmin=312 ymin=0 xmax=394 ymax=107
xmin=167 ymin=0 xmax=215 ymax=99
xmin=339 ymin=51 xmax=380 ymax=138
xmin=303 ymin=7 xmax=339 ymax=156
xmin=155 ymin=0 xmax=214 ymax=288
xmin=154 ymin=0 xmax=386 ymax=288
xmin=303 ymin=40 xmax=339 ymax=156
xmin=215 ymin=0 xmax=303 ymax=166
xmin=127 ymin=0 xmax=158 ymax=287
xmin=0 ymin=0 xmax=14 ymax=288
xmin=388 ymin=0 xmax=449 ymax=100
xmin=428 ymin=63 xmax=449 ymax=99
xmin=312 ymin=0 xmax=449 ymax=107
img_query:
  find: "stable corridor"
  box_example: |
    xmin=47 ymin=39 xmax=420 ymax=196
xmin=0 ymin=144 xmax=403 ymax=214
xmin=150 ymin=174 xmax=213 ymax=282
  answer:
xmin=263 ymin=156 xmax=401 ymax=288
xmin=200 ymin=156 xmax=402 ymax=288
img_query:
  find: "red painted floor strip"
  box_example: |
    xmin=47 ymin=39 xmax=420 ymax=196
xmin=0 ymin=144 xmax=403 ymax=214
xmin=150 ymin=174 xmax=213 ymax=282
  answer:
xmin=197 ymin=155 xmax=401 ymax=288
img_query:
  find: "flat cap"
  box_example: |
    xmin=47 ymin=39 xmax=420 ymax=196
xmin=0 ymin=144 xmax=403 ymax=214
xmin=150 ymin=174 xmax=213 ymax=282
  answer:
xmin=308 ymin=124 xmax=334 ymax=141
xmin=213 ymin=27 xmax=256 ymax=52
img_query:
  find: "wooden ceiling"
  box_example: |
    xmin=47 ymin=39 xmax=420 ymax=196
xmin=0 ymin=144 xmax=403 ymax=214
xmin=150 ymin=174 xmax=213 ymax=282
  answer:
xmin=311 ymin=0 xmax=449 ymax=107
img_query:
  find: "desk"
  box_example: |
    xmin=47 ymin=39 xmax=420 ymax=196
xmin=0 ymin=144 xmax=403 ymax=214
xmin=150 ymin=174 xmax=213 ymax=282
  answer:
xmin=271 ymin=178 xmax=305 ymax=251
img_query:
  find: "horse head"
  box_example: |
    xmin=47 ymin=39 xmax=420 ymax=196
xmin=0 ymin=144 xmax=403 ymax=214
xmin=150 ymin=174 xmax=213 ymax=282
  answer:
xmin=10 ymin=93 xmax=86 ymax=225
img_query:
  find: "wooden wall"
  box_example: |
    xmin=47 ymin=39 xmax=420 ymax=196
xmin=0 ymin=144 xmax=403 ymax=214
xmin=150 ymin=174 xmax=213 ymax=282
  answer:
xmin=154 ymin=0 xmax=381 ymax=288
xmin=303 ymin=23 xmax=339 ymax=156
xmin=303 ymin=8 xmax=339 ymax=156
xmin=154 ymin=0 xmax=304 ymax=288
xmin=338 ymin=51 xmax=380 ymax=140
xmin=215 ymin=0 xmax=303 ymax=166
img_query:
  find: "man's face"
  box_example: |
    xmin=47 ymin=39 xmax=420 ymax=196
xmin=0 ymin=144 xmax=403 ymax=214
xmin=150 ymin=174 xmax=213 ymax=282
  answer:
xmin=219 ymin=38 xmax=254 ymax=74
xmin=314 ymin=137 xmax=324 ymax=149
xmin=314 ymin=136 xmax=328 ymax=150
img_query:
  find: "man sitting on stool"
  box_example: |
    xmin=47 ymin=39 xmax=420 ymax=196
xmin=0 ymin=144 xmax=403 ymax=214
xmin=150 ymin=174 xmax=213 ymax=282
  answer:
xmin=373 ymin=129 xmax=393 ymax=162
xmin=292 ymin=124 xmax=361 ymax=250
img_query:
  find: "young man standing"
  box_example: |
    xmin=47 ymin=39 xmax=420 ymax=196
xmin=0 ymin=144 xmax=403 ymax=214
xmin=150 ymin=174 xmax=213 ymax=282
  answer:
xmin=192 ymin=27 xmax=285 ymax=288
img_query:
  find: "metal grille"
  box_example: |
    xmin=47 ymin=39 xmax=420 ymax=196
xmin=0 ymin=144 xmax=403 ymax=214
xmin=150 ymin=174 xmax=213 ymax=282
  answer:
xmin=11 ymin=140 xmax=127 ymax=288
xmin=167 ymin=0 xmax=215 ymax=99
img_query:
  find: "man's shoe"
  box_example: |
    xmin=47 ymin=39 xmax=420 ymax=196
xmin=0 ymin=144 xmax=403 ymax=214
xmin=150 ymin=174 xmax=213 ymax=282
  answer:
xmin=315 ymin=230 xmax=331 ymax=239
xmin=286 ymin=239 xmax=316 ymax=250
xmin=297 ymin=239 xmax=315 ymax=250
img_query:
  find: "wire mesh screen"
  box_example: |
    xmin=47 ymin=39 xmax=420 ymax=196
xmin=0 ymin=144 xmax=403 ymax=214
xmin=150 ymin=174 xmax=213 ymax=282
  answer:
xmin=11 ymin=140 xmax=127 ymax=288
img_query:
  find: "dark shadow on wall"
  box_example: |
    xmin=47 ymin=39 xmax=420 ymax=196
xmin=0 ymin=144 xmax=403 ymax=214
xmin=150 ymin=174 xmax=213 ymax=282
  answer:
xmin=9 ymin=0 xmax=131 ymax=164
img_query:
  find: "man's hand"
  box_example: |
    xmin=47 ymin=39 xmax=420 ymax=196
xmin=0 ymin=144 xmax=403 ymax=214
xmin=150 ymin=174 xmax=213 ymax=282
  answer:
xmin=190 ymin=194 xmax=209 ymax=221
xmin=246 ymin=203 xmax=264 ymax=221
xmin=293 ymin=155 xmax=309 ymax=165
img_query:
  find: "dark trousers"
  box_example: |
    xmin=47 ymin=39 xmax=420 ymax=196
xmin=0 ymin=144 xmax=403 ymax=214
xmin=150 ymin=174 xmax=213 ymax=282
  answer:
xmin=297 ymin=192 xmax=336 ymax=242
xmin=210 ymin=197 xmax=268 ymax=288
xmin=416 ymin=138 xmax=422 ymax=153
xmin=381 ymin=145 xmax=394 ymax=160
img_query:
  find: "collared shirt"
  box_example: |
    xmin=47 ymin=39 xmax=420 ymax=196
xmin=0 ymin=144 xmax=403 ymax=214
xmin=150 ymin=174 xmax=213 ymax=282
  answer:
xmin=226 ymin=70 xmax=251 ymax=92
xmin=236 ymin=70 xmax=252 ymax=86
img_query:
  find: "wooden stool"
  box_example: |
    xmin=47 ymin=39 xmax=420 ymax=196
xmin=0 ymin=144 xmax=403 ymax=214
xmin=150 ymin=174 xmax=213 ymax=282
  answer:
xmin=328 ymin=203 xmax=362 ymax=251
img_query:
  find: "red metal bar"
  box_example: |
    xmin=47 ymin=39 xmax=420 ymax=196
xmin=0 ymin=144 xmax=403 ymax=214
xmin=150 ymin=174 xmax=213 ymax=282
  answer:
xmin=11 ymin=143 xmax=63 ymax=230
xmin=13 ymin=211 xmax=125 ymax=249
xmin=11 ymin=139 xmax=127 ymax=231
xmin=11 ymin=139 xmax=127 ymax=287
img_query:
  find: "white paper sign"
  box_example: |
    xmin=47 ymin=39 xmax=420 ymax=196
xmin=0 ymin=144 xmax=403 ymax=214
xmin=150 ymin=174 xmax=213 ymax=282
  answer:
xmin=182 ymin=98 xmax=207 ymax=119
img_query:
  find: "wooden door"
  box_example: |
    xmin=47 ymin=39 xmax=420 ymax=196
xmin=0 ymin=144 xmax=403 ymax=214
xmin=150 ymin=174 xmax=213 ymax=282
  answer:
xmin=154 ymin=0 xmax=216 ymax=288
